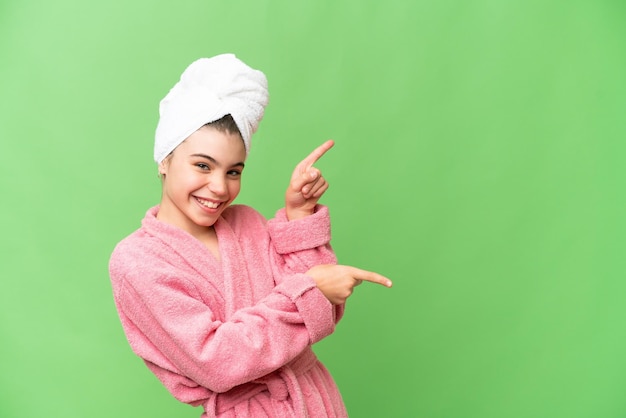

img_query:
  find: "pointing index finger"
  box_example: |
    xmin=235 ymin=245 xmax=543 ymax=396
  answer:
xmin=299 ymin=139 xmax=335 ymax=170
xmin=350 ymin=267 xmax=393 ymax=288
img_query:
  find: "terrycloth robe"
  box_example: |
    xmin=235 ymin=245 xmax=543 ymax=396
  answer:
xmin=109 ymin=204 xmax=347 ymax=417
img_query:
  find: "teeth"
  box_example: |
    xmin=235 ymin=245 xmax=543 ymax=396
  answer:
xmin=197 ymin=198 xmax=220 ymax=209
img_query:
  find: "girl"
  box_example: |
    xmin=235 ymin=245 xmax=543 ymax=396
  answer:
xmin=109 ymin=54 xmax=392 ymax=417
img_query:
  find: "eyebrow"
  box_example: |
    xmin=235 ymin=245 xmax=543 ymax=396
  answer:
xmin=190 ymin=153 xmax=245 ymax=168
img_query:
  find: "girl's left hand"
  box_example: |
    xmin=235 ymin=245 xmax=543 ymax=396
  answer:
xmin=285 ymin=140 xmax=334 ymax=221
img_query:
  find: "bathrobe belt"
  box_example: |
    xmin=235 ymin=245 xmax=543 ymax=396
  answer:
xmin=212 ymin=348 xmax=318 ymax=415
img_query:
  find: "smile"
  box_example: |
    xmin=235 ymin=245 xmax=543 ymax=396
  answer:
xmin=195 ymin=196 xmax=222 ymax=209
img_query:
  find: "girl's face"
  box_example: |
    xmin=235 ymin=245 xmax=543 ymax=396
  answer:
xmin=157 ymin=125 xmax=246 ymax=236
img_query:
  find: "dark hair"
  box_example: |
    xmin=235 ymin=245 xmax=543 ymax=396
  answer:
xmin=205 ymin=114 xmax=241 ymax=138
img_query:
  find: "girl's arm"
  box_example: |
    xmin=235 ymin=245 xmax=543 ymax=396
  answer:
xmin=268 ymin=139 xmax=338 ymax=273
xmin=267 ymin=204 xmax=337 ymax=272
xmin=111 ymin=247 xmax=335 ymax=395
xmin=266 ymin=203 xmax=345 ymax=324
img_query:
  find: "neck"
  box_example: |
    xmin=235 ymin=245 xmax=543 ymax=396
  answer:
xmin=155 ymin=205 xmax=220 ymax=260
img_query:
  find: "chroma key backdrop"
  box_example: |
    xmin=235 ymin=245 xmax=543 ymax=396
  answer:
xmin=1 ymin=1 xmax=625 ymax=417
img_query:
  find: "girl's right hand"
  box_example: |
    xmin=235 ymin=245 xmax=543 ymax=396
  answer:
xmin=285 ymin=140 xmax=334 ymax=221
xmin=305 ymin=264 xmax=393 ymax=305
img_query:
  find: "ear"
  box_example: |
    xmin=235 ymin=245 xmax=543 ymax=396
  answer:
xmin=158 ymin=159 xmax=169 ymax=177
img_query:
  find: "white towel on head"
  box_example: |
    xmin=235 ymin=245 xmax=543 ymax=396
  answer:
xmin=154 ymin=54 xmax=269 ymax=163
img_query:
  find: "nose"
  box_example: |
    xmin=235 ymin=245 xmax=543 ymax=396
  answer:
xmin=207 ymin=174 xmax=228 ymax=197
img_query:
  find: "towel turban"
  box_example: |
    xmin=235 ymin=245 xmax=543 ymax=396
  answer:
xmin=154 ymin=54 xmax=269 ymax=163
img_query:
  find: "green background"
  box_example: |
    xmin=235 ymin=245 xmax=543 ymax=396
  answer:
xmin=2 ymin=0 xmax=625 ymax=417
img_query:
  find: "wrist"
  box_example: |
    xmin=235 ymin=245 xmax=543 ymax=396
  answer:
xmin=286 ymin=207 xmax=314 ymax=221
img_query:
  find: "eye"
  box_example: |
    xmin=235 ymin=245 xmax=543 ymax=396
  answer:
xmin=227 ymin=169 xmax=242 ymax=177
xmin=195 ymin=163 xmax=210 ymax=171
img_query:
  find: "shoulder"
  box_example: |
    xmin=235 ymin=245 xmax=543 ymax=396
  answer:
xmin=109 ymin=206 xmax=163 ymax=261
xmin=109 ymin=229 xmax=172 ymax=281
xmin=109 ymin=228 xmax=205 ymax=299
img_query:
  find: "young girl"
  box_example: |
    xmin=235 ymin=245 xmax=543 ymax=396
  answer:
xmin=109 ymin=54 xmax=392 ymax=418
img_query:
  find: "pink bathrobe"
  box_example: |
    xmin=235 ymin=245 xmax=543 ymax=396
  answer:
xmin=109 ymin=204 xmax=348 ymax=417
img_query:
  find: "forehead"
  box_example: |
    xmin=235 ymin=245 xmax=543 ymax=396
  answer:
xmin=178 ymin=126 xmax=246 ymax=157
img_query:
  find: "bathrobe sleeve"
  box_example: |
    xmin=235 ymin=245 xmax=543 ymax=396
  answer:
xmin=112 ymin=265 xmax=329 ymax=394
xmin=265 ymin=204 xmax=345 ymax=323
xmin=267 ymin=205 xmax=338 ymax=271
